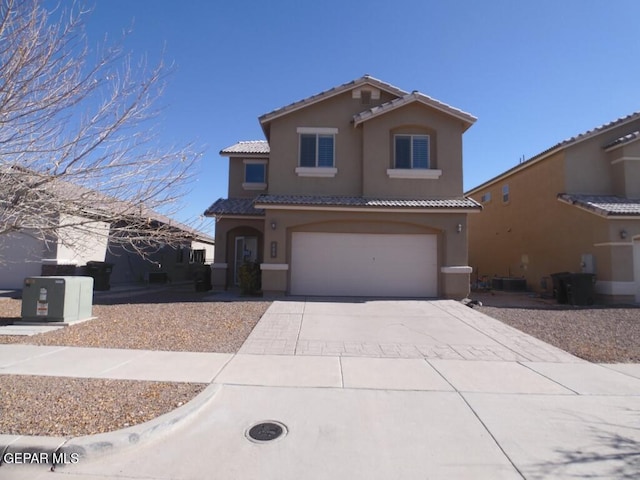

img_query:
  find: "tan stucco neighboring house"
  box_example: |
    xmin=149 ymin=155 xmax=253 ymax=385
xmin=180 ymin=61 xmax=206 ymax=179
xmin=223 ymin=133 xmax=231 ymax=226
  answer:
xmin=466 ymin=111 xmax=640 ymax=303
xmin=205 ymin=75 xmax=480 ymax=298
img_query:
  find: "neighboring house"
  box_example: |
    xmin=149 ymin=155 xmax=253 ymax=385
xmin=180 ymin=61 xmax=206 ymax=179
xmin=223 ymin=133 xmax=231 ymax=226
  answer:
xmin=466 ymin=112 xmax=640 ymax=303
xmin=0 ymin=218 xmax=214 ymax=290
xmin=205 ymin=75 xmax=480 ymax=298
xmin=0 ymin=170 xmax=214 ymax=290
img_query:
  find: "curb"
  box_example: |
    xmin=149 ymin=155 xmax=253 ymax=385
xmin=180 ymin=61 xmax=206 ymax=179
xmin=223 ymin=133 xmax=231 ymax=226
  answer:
xmin=0 ymin=383 xmax=221 ymax=469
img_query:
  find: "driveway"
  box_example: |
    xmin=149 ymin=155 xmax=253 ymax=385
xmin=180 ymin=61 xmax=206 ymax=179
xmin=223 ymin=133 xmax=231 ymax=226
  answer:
xmin=4 ymin=299 xmax=640 ymax=479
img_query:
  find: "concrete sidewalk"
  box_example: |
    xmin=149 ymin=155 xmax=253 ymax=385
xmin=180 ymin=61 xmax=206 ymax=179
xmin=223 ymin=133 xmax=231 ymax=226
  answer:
xmin=2 ymin=299 xmax=640 ymax=479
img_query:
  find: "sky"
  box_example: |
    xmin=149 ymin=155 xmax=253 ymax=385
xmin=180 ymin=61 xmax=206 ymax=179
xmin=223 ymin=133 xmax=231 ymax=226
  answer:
xmin=77 ymin=0 xmax=640 ymax=234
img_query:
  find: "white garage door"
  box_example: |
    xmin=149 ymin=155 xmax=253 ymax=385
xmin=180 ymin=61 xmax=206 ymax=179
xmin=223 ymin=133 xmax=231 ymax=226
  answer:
xmin=290 ymin=232 xmax=437 ymax=297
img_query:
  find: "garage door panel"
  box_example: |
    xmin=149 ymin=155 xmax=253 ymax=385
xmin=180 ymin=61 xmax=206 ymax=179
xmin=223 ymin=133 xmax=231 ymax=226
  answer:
xmin=291 ymin=232 xmax=437 ymax=297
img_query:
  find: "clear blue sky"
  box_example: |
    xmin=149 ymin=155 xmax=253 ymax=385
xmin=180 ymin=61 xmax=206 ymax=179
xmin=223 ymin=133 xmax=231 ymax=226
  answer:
xmin=82 ymin=0 xmax=640 ymax=233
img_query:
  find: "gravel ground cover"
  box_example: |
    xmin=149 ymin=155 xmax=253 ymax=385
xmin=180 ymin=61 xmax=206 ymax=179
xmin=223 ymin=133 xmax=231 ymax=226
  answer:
xmin=0 ymin=376 xmax=206 ymax=437
xmin=0 ymin=287 xmax=270 ymax=437
xmin=473 ymin=292 xmax=640 ymax=363
xmin=0 ymin=288 xmax=271 ymax=352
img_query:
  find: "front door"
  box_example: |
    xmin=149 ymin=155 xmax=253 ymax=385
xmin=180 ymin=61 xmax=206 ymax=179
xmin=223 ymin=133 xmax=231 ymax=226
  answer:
xmin=234 ymin=236 xmax=258 ymax=285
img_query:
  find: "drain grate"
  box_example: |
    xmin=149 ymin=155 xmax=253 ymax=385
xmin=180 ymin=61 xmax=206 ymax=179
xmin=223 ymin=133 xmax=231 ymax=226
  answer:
xmin=246 ymin=421 xmax=287 ymax=443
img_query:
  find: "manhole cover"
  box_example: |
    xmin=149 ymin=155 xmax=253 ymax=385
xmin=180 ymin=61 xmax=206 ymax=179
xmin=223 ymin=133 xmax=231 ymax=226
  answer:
xmin=246 ymin=421 xmax=287 ymax=443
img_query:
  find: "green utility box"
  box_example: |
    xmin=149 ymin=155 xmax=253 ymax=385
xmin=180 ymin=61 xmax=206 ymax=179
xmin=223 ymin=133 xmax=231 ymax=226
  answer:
xmin=21 ymin=276 xmax=94 ymax=323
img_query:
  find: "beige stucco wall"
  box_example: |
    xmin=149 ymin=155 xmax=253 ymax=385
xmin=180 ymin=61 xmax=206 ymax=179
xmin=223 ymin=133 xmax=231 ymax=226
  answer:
xmin=609 ymin=139 xmax=640 ymax=198
xmin=469 ymin=151 xmax=609 ymax=290
xmin=564 ymin=117 xmax=640 ymax=196
xmin=361 ymin=103 xmax=465 ymax=198
xmin=227 ymin=156 xmax=269 ymax=198
xmin=266 ymin=91 xmax=397 ymax=197
xmin=261 ymin=208 xmax=471 ymax=298
xmin=469 ymin=146 xmax=640 ymax=301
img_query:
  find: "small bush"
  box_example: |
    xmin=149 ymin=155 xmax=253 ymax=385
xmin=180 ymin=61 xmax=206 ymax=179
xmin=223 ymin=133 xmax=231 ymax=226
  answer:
xmin=238 ymin=261 xmax=261 ymax=295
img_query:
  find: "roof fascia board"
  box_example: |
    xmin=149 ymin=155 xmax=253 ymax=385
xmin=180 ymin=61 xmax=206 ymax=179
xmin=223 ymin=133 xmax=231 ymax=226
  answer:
xmin=208 ymin=214 xmax=265 ymax=220
xmin=604 ymin=135 xmax=640 ymax=152
xmin=556 ymin=196 xmax=640 ymax=219
xmin=219 ymin=152 xmax=269 ymax=158
xmin=253 ymin=204 xmax=481 ymax=214
xmin=354 ymin=94 xmax=477 ymax=129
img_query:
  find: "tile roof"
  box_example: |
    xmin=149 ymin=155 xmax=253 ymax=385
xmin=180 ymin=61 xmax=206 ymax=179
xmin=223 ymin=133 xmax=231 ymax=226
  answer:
xmin=353 ymin=92 xmax=477 ymax=130
xmin=603 ymin=130 xmax=640 ymax=150
xmin=558 ymin=193 xmax=640 ymax=217
xmin=258 ymin=75 xmax=408 ymax=125
xmin=204 ymin=198 xmax=265 ymax=217
xmin=553 ymin=111 xmax=640 ymax=150
xmin=254 ymin=194 xmax=481 ymax=210
xmin=219 ymin=141 xmax=270 ymax=155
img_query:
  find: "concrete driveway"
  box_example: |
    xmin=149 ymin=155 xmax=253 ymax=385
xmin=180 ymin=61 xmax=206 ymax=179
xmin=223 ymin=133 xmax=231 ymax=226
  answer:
xmin=4 ymin=299 xmax=640 ymax=479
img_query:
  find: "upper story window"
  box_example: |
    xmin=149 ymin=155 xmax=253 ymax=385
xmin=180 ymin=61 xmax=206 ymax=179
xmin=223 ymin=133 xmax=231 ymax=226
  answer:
xmin=502 ymin=184 xmax=510 ymax=203
xmin=300 ymin=134 xmax=334 ymax=167
xmin=243 ymin=159 xmax=267 ymax=190
xmin=481 ymin=192 xmax=492 ymax=203
xmin=387 ymin=133 xmax=441 ymax=179
xmin=296 ymin=127 xmax=338 ymax=177
xmin=395 ymin=134 xmax=429 ymax=169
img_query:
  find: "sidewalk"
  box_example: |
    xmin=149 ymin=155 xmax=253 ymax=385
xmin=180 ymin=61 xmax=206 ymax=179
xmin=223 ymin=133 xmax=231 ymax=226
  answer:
xmin=2 ymin=299 xmax=640 ymax=479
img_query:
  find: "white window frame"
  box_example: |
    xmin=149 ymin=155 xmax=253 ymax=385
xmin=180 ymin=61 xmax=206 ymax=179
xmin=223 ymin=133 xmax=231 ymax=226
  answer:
xmin=296 ymin=127 xmax=338 ymax=177
xmin=387 ymin=134 xmax=441 ymax=179
xmin=242 ymin=159 xmax=267 ymax=190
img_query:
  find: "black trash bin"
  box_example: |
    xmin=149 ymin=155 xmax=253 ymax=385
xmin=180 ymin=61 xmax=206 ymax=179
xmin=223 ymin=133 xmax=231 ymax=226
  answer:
xmin=550 ymin=272 xmax=571 ymax=304
xmin=194 ymin=265 xmax=212 ymax=292
xmin=565 ymin=273 xmax=595 ymax=306
xmin=85 ymin=261 xmax=114 ymax=291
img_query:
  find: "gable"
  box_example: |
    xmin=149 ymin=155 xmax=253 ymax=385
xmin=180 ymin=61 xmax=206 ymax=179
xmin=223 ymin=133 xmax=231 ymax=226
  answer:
xmin=259 ymin=75 xmax=476 ymax=140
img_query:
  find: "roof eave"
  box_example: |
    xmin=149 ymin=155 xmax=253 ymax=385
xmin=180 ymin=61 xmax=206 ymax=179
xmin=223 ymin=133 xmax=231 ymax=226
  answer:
xmin=253 ymin=203 xmax=481 ymax=214
xmin=353 ymin=93 xmax=476 ymax=131
xmin=258 ymin=75 xmax=408 ymax=128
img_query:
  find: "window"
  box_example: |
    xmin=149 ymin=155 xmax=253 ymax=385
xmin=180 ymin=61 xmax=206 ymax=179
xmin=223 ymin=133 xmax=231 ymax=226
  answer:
xmin=395 ymin=135 xmax=429 ymax=169
xmin=300 ymin=134 xmax=334 ymax=167
xmin=243 ymin=160 xmax=267 ymax=190
xmin=190 ymin=249 xmax=205 ymax=264
xmin=481 ymin=192 xmax=492 ymax=203
xmin=502 ymin=184 xmax=510 ymax=203
xmin=245 ymin=163 xmax=265 ymax=183
xmin=296 ymin=127 xmax=338 ymax=177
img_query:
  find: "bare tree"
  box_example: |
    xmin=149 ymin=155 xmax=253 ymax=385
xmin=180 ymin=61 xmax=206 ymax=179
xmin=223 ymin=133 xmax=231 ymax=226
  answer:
xmin=0 ymin=0 xmax=203 ymax=263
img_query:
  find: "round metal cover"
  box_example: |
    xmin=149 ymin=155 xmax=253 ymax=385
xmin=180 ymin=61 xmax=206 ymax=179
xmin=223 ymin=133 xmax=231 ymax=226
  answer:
xmin=246 ymin=421 xmax=287 ymax=443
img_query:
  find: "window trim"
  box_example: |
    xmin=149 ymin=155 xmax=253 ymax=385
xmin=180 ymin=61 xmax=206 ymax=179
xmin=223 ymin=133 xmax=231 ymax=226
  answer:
xmin=296 ymin=127 xmax=338 ymax=175
xmin=394 ymin=134 xmax=430 ymax=169
xmin=386 ymin=168 xmax=442 ymax=179
xmin=242 ymin=159 xmax=267 ymax=190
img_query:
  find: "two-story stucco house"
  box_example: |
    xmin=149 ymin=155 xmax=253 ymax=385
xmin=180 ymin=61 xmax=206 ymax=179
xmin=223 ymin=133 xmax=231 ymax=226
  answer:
xmin=467 ymin=112 xmax=640 ymax=303
xmin=205 ymin=76 xmax=480 ymax=298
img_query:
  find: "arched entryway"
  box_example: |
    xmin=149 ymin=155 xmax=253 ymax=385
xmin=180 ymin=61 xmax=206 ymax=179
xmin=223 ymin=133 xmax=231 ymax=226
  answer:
xmin=226 ymin=226 xmax=263 ymax=288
